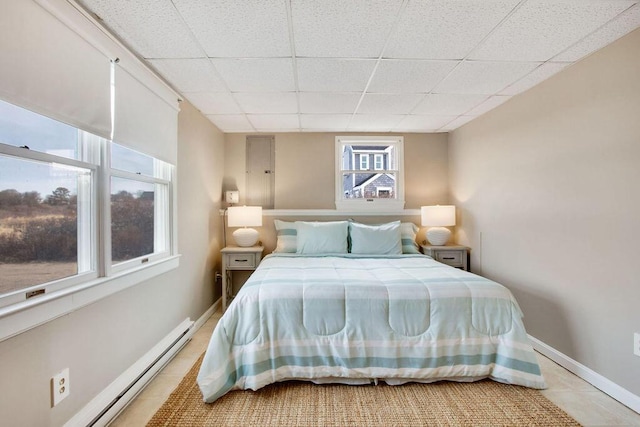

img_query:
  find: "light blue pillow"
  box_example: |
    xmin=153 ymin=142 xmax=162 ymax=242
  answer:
xmin=295 ymin=221 xmax=348 ymax=254
xmin=274 ymin=219 xmax=297 ymax=253
xmin=349 ymin=221 xmax=402 ymax=255
xmin=400 ymin=222 xmax=420 ymax=254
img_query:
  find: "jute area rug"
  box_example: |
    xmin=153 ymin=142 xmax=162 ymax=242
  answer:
xmin=147 ymin=354 xmax=581 ymax=427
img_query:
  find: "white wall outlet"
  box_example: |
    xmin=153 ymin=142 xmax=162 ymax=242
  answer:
xmin=51 ymin=368 xmax=70 ymax=407
xmin=634 ymin=333 xmax=640 ymax=357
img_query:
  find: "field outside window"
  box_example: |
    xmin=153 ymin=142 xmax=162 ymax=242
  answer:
xmin=0 ymin=99 xmax=174 ymax=308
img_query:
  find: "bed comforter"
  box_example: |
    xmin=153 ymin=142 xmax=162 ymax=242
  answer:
xmin=197 ymin=254 xmax=546 ymax=403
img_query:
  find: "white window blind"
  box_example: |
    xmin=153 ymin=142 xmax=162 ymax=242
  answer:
xmin=0 ymin=0 xmax=111 ymax=139
xmin=113 ymin=65 xmax=179 ymax=164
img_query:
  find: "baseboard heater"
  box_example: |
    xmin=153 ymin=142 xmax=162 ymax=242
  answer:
xmin=65 ymin=318 xmax=194 ymax=427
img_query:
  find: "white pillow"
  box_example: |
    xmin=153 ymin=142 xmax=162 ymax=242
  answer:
xmin=295 ymin=221 xmax=348 ymax=254
xmin=349 ymin=221 xmax=402 ymax=255
xmin=274 ymin=220 xmax=297 ymax=253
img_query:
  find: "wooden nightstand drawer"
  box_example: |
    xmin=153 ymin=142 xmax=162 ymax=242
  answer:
xmin=228 ymin=253 xmax=257 ymax=268
xmin=221 ymin=246 xmax=264 ymax=311
xmin=421 ymin=244 xmax=470 ymax=271
xmin=435 ymin=252 xmax=462 ymax=266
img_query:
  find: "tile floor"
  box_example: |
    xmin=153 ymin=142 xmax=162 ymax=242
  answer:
xmin=110 ymin=310 xmax=640 ymax=426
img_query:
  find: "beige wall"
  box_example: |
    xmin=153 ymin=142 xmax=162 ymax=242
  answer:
xmin=223 ymin=132 xmax=448 ymax=252
xmin=0 ymin=100 xmax=225 ymax=425
xmin=224 ymin=132 xmax=449 ymax=209
xmin=449 ymin=28 xmax=640 ymax=396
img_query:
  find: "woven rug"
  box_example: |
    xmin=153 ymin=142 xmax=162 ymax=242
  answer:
xmin=147 ymin=354 xmax=581 ymax=427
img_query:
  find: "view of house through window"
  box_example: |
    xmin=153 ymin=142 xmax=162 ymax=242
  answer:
xmin=336 ymin=136 xmax=404 ymax=211
xmin=341 ymin=143 xmax=398 ymax=199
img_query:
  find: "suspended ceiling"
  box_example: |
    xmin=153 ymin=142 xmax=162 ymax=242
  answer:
xmin=77 ymin=0 xmax=640 ymax=133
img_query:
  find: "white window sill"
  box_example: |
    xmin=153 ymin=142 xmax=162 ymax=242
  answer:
xmin=335 ymin=199 xmax=406 ymax=213
xmin=260 ymin=208 xmax=420 ymax=217
xmin=0 ymin=255 xmax=180 ymax=343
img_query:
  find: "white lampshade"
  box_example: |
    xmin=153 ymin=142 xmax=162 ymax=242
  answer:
xmin=228 ymin=206 xmax=262 ymax=247
xmin=421 ymin=205 xmax=456 ymax=227
xmin=421 ymin=205 xmax=456 ymax=246
xmin=228 ymin=206 xmax=262 ymax=227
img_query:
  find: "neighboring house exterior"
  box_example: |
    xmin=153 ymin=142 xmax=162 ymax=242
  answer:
xmin=342 ymin=145 xmax=396 ymax=199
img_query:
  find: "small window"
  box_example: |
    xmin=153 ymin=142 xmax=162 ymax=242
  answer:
xmin=359 ymin=154 xmax=369 ymax=170
xmin=335 ymin=136 xmax=404 ymax=212
xmin=374 ymin=154 xmax=384 ymax=170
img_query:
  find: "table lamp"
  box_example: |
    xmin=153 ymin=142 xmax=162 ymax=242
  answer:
xmin=227 ymin=206 xmax=262 ymax=247
xmin=421 ymin=205 xmax=456 ymax=246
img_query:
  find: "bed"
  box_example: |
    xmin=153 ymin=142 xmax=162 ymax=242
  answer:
xmin=197 ymin=221 xmax=546 ymax=403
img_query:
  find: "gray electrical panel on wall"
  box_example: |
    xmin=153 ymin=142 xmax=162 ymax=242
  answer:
xmin=246 ymin=135 xmax=275 ymax=209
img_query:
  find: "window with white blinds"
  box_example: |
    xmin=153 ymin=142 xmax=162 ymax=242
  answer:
xmin=0 ymin=0 xmax=180 ymax=334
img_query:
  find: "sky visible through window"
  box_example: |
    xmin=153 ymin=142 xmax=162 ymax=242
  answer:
xmin=0 ymin=100 xmax=151 ymax=198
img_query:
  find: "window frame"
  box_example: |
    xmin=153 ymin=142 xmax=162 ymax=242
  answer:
xmin=107 ymin=143 xmax=173 ymax=275
xmin=335 ymin=136 xmax=405 ymax=212
xmin=0 ymin=102 xmax=176 ymax=313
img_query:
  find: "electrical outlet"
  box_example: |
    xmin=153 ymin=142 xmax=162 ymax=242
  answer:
xmin=51 ymin=368 xmax=70 ymax=407
xmin=634 ymin=333 xmax=640 ymax=357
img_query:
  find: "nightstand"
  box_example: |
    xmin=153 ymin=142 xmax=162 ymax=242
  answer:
xmin=221 ymin=246 xmax=264 ymax=311
xmin=421 ymin=244 xmax=470 ymax=271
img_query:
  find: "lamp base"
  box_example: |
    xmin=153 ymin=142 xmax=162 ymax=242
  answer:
xmin=232 ymin=228 xmax=259 ymax=247
xmin=426 ymin=227 xmax=451 ymax=246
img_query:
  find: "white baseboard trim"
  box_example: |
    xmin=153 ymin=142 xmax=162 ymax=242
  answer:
xmin=65 ymin=318 xmax=194 ymax=427
xmin=529 ymin=334 xmax=640 ymax=414
xmin=193 ymin=300 xmax=219 ymax=332
xmin=63 ymin=300 xmax=220 ymax=427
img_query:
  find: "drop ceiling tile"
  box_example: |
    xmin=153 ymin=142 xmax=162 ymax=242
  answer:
xmin=211 ymin=59 xmax=295 ymax=92
xmin=233 ymin=92 xmax=298 ymax=114
xmin=367 ymin=60 xmax=458 ymax=93
xmin=79 ymin=0 xmax=202 ymax=58
xmin=440 ymin=115 xmax=477 ymax=131
xmin=358 ymin=94 xmax=423 ymax=114
xmin=183 ymin=92 xmax=241 ymax=114
xmin=300 ymin=114 xmax=352 ymax=130
xmin=499 ymin=62 xmax=570 ymax=95
xmin=434 ymin=61 xmax=540 ymax=95
xmin=247 ymin=114 xmax=300 ymax=130
xmin=298 ymin=93 xmax=361 ymax=114
xmin=297 ymin=59 xmax=377 ymax=92
xmin=554 ymin=4 xmax=640 ymax=62
xmin=466 ymin=96 xmax=511 ymax=116
xmin=206 ymin=115 xmax=254 ymax=132
xmin=148 ymin=59 xmax=227 ymax=92
xmin=173 ymin=0 xmax=290 ymax=57
xmin=470 ymin=0 xmax=635 ymax=61
xmin=384 ymin=0 xmax=520 ymax=59
xmin=412 ymin=94 xmax=488 ymax=116
xmin=291 ymin=0 xmax=402 ymax=58
xmin=348 ymin=114 xmax=404 ymax=131
xmin=393 ymin=115 xmax=457 ymax=132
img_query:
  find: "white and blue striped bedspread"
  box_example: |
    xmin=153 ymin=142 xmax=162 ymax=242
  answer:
xmin=197 ymin=254 xmax=546 ymax=403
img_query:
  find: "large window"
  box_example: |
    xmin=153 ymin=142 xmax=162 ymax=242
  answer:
xmin=335 ymin=136 xmax=404 ymax=212
xmin=0 ymin=100 xmax=174 ymax=308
